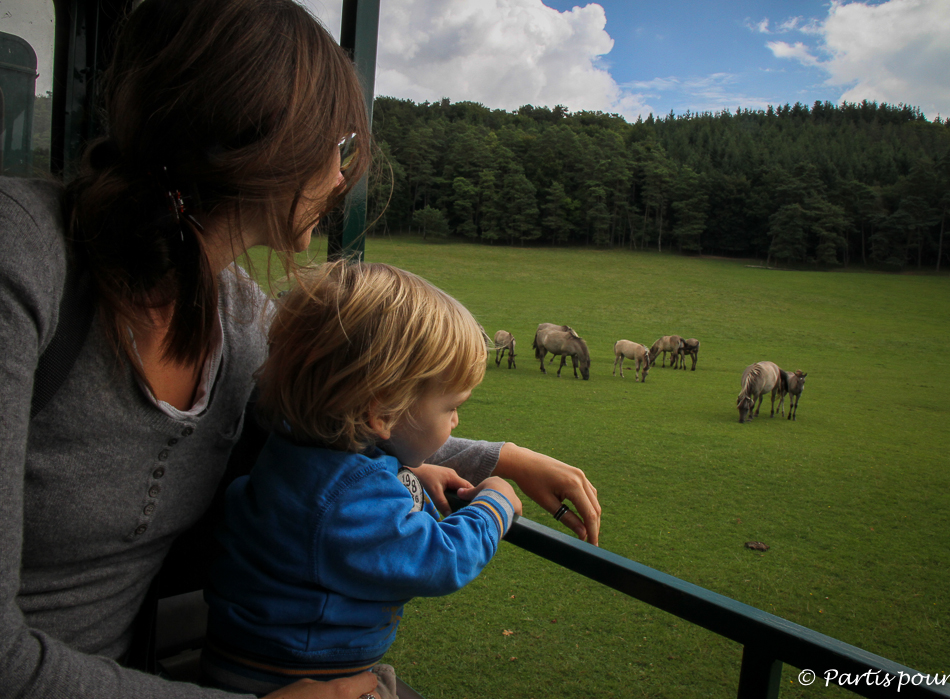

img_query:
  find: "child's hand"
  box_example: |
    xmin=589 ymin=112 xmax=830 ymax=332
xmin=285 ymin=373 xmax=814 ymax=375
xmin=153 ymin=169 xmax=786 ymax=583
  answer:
xmin=409 ymin=463 xmax=473 ymax=516
xmin=456 ymin=476 xmax=523 ymax=516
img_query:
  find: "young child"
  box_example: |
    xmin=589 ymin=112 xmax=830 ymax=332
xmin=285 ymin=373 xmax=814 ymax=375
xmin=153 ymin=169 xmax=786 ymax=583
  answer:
xmin=201 ymin=260 xmax=522 ymax=697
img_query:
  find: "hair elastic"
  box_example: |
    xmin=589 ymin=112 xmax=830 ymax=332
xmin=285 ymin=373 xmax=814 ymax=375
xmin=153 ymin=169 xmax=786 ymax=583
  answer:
xmin=160 ymin=166 xmax=204 ymax=240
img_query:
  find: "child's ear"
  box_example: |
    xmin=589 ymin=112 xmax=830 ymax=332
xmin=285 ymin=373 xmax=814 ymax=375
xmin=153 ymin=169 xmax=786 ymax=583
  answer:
xmin=367 ymin=403 xmax=392 ymax=441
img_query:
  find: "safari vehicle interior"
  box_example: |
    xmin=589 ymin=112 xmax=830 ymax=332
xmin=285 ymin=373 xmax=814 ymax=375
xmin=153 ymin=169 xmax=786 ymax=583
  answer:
xmin=8 ymin=0 xmax=946 ymax=697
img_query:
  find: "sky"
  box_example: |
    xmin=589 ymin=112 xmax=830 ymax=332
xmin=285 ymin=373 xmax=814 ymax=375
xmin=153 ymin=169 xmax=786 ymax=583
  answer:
xmin=2 ymin=1 xmax=948 ymax=122
xmin=303 ymin=0 xmax=950 ymax=122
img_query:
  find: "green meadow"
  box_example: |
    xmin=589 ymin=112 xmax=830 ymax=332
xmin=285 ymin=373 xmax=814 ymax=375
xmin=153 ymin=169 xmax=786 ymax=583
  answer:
xmin=271 ymin=238 xmax=950 ymax=697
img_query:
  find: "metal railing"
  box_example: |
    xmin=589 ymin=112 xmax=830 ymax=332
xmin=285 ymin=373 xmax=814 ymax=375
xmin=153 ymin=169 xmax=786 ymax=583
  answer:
xmin=500 ymin=515 xmax=949 ymax=699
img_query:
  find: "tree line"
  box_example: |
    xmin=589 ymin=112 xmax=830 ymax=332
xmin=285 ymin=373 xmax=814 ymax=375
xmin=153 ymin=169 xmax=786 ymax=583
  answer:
xmin=366 ymin=96 xmax=950 ymax=270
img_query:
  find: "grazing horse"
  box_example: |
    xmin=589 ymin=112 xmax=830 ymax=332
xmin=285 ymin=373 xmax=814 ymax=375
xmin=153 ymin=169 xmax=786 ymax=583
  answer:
xmin=649 ymin=335 xmax=684 ymax=367
xmin=777 ymin=370 xmax=807 ymax=420
xmin=673 ymin=338 xmax=700 ymax=370
xmin=737 ymin=361 xmax=783 ymax=423
xmin=533 ymin=323 xmax=590 ymax=380
xmin=493 ymin=330 xmax=516 ymax=369
xmin=612 ymin=340 xmax=651 ymax=382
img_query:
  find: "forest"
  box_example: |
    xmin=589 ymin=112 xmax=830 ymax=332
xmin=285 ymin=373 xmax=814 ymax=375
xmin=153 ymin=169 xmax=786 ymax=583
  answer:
xmin=366 ymin=97 xmax=950 ymax=270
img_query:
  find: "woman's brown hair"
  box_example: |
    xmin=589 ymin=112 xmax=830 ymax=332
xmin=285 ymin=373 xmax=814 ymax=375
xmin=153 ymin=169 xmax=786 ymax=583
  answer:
xmin=66 ymin=0 xmax=370 ymax=370
xmin=256 ymin=260 xmax=488 ymax=453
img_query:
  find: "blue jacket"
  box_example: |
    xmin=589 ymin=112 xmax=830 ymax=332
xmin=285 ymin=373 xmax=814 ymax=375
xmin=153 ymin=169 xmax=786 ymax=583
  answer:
xmin=204 ymin=434 xmax=514 ymax=677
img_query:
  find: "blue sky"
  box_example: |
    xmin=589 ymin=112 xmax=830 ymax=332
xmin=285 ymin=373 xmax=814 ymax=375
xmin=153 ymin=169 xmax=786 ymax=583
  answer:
xmin=306 ymin=0 xmax=950 ymax=122
xmin=4 ymin=1 xmax=948 ymax=123
xmin=545 ymin=0 xmax=844 ymax=116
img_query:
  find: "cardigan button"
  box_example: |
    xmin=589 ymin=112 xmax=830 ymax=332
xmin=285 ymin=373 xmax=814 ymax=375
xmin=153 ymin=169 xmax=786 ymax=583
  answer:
xmin=134 ymin=524 xmax=148 ymax=536
xmin=181 ymin=426 xmax=195 ymax=437
xmin=158 ymin=450 xmax=169 ymax=461
xmin=153 ymin=467 xmax=165 ymax=479
xmin=143 ymin=504 xmax=155 ymax=516
xmin=148 ymin=485 xmax=161 ymax=498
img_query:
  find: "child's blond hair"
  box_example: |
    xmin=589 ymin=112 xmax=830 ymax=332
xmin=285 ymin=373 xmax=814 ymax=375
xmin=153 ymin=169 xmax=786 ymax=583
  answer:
xmin=256 ymin=260 xmax=488 ymax=452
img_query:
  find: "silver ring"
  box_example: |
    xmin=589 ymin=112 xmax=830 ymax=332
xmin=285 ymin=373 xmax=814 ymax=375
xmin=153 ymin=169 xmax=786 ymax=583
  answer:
xmin=358 ymin=694 xmax=376 ymax=699
xmin=553 ymin=504 xmax=570 ymax=521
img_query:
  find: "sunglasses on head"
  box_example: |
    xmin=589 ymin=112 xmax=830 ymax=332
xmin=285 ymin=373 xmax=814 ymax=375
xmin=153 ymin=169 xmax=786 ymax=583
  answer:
xmin=338 ymin=132 xmax=358 ymax=174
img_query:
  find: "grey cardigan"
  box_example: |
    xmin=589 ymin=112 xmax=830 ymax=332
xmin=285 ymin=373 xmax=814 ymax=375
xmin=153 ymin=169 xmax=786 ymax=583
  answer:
xmin=0 ymin=178 xmax=500 ymax=699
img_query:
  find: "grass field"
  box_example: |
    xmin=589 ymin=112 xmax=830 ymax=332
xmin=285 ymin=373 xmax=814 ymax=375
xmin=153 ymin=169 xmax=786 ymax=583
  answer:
xmin=272 ymin=237 xmax=949 ymax=697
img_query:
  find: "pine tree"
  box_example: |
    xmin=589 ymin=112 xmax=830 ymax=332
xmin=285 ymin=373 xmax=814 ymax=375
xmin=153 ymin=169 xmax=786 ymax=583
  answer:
xmin=411 ymin=206 xmax=449 ymax=240
xmin=449 ymin=177 xmax=479 ymax=238
xmin=768 ymin=204 xmax=808 ymax=265
xmin=541 ymin=181 xmax=576 ymax=244
xmin=586 ymin=185 xmax=611 ymax=246
xmin=672 ymin=167 xmax=708 ymax=253
xmin=503 ymin=167 xmax=539 ymax=244
xmin=477 ymin=169 xmax=503 ymax=242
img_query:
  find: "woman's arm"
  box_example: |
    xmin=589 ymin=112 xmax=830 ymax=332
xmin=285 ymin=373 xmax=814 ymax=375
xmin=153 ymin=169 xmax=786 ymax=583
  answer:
xmin=429 ymin=437 xmax=602 ymax=546
xmin=426 ymin=436 xmax=501 ymax=484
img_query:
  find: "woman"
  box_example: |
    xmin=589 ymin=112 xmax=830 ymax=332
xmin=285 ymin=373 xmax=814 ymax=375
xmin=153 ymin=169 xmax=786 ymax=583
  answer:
xmin=0 ymin=1 xmax=601 ymax=698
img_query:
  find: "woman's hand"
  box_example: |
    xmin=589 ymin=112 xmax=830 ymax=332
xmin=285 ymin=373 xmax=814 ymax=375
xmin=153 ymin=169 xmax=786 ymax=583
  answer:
xmin=491 ymin=443 xmax=601 ymax=545
xmin=409 ymin=463 xmax=473 ymax=516
xmin=263 ymin=673 xmax=378 ymax=699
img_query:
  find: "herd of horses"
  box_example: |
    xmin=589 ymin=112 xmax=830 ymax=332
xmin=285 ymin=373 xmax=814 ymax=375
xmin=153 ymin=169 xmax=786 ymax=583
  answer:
xmin=492 ymin=325 xmax=807 ymax=423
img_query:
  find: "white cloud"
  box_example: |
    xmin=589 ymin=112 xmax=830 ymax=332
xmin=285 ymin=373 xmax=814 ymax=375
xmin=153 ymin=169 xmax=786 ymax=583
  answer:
xmin=819 ymin=0 xmax=950 ymax=117
xmin=744 ymin=16 xmax=805 ymax=35
xmin=764 ymin=0 xmax=950 ymax=118
xmin=624 ymin=73 xmax=773 ymax=116
xmin=683 ymin=74 xmax=753 ymax=105
xmin=304 ymin=0 xmax=653 ymax=121
xmin=625 ymin=77 xmax=682 ymax=92
xmin=767 ymin=41 xmax=820 ymax=66
xmin=797 ymin=18 xmax=824 ymax=36
xmin=777 ymin=17 xmax=804 ymax=32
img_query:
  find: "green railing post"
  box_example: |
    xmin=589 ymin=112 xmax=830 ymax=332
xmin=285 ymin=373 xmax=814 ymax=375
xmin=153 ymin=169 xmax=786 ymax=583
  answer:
xmin=334 ymin=0 xmax=380 ymax=261
xmin=51 ymin=0 xmax=124 ymax=179
xmin=737 ymin=646 xmax=782 ymax=699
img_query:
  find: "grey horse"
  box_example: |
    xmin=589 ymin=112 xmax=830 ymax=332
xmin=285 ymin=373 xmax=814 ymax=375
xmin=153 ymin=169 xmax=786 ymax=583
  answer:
xmin=533 ymin=323 xmax=590 ymax=380
xmin=737 ymin=361 xmax=783 ymax=423
xmin=777 ymin=370 xmax=807 ymax=420
xmin=649 ymin=335 xmax=684 ymax=367
xmin=673 ymin=338 xmax=700 ymax=370
xmin=612 ymin=340 xmax=650 ymax=382
xmin=493 ymin=330 xmax=516 ymax=369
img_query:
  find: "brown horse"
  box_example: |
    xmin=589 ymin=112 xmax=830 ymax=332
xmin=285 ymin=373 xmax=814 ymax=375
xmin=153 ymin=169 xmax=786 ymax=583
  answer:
xmin=737 ymin=361 xmax=783 ymax=423
xmin=612 ymin=340 xmax=650 ymax=382
xmin=673 ymin=338 xmax=700 ymax=370
xmin=533 ymin=323 xmax=590 ymax=380
xmin=777 ymin=370 xmax=807 ymax=420
xmin=649 ymin=335 xmax=684 ymax=367
xmin=493 ymin=330 xmax=516 ymax=369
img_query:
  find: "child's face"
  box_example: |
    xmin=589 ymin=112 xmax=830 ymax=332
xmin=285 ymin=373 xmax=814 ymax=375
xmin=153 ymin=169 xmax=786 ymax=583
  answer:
xmin=383 ymin=384 xmax=472 ymax=467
